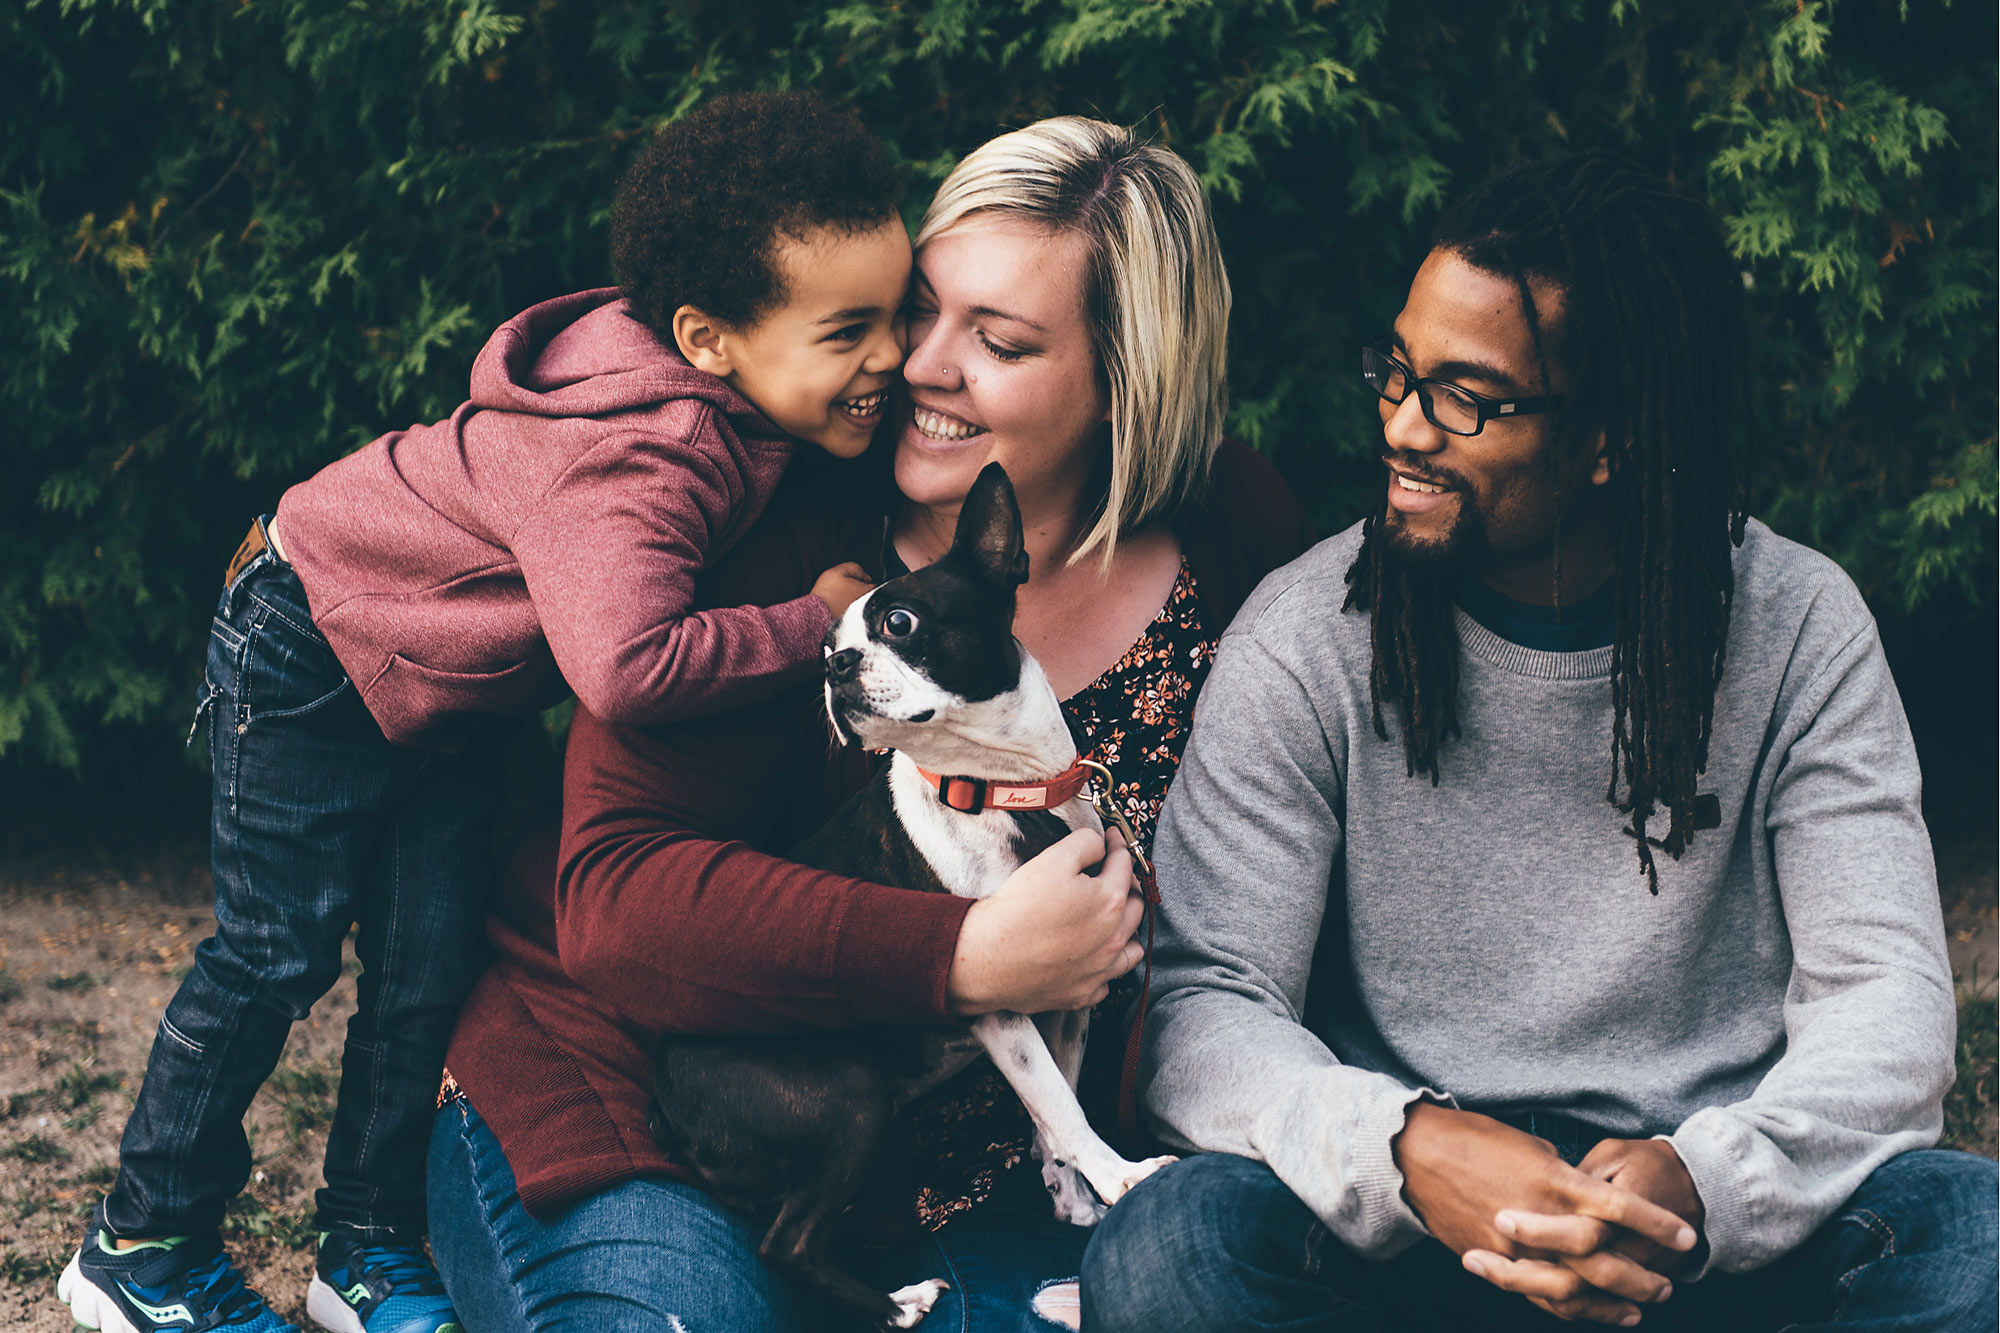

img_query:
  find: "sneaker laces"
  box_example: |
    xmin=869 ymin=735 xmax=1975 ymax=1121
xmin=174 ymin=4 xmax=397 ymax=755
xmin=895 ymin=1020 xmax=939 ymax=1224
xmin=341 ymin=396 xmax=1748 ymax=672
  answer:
xmin=348 ymin=1245 xmax=446 ymax=1297
xmin=171 ymin=1245 xmax=266 ymax=1323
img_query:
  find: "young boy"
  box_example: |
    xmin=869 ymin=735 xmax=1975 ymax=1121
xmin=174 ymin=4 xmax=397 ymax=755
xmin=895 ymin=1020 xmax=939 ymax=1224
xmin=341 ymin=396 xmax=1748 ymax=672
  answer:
xmin=59 ymin=91 xmax=908 ymax=1333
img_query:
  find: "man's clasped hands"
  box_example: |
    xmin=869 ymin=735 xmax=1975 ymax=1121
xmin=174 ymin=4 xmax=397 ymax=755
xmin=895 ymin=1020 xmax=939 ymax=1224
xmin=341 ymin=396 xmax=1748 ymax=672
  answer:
xmin=1396 ymin=1102 xmax=1706 ymax=1326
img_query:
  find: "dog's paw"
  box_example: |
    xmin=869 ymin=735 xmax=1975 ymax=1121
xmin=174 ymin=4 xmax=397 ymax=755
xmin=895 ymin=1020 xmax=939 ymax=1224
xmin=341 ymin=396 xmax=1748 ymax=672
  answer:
xmin=1115 ymin=1153 xmax=1178 ymax=1199
xmin=1067 ymin=1152 xmax=1179 ymax=1216
xmin=1042 ymin=1157 xmax=1110 ymax=1227
xmin=886 ymin=1278 xmax=949 ymax=1328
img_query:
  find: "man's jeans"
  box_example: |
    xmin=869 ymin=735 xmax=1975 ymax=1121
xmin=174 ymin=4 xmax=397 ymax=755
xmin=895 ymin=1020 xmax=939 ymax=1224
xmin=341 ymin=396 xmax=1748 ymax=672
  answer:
xmin=104 ymin=545 xmax=503 ymax=1240
xmin=1082 ymin=1139 xmax=1999 ymax=1332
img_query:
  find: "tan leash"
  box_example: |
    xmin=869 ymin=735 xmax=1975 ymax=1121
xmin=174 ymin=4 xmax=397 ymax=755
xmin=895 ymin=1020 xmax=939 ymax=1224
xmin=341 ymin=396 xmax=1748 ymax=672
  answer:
xmin=1076 ymin=760 xmax=1161 ymax=1151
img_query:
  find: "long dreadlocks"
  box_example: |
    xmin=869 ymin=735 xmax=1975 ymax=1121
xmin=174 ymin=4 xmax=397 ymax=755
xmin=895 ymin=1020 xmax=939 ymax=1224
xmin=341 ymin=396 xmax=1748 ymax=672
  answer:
xmin=1342 ymin=153 xmax=1750 ymax=892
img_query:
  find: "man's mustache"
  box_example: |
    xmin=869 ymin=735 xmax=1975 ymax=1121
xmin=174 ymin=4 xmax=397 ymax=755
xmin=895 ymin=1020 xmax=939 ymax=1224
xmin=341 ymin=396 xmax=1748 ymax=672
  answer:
xmin=1381 ymin=452 xmax=1472 ymax=493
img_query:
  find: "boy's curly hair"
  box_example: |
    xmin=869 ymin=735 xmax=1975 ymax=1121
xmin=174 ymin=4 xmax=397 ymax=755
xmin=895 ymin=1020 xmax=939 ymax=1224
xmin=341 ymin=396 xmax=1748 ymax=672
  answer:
xmin=612 ymin=91 xmax=902 ymax=336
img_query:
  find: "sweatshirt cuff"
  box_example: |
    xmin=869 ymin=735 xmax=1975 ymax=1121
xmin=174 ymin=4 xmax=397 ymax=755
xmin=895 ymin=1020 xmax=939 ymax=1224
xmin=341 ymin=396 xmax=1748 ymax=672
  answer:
xmin=1282 ymin=1072 xmax=1449 ymax=1259
xmin=825 ymin=884 xmax=975 ymax=1023
xmin=1666 ymin=1109 xmax=1756 ymax=1279
xmin=1347 ymin=1080 xmax=1451 ymax=1255
xmin=771 ymin=592 xmax=835 ymax=662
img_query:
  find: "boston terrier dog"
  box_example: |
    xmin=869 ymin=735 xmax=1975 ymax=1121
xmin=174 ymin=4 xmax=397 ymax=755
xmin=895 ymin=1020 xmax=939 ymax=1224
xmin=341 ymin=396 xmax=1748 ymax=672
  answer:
xmin=651 ymin=463 xmax=1173 ymax=1329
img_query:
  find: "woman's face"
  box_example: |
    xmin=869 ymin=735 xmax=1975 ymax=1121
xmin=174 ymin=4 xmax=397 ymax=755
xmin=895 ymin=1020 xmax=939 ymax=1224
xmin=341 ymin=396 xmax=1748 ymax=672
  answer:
xmin=896 ymin=219 xmax=1111 ymax=524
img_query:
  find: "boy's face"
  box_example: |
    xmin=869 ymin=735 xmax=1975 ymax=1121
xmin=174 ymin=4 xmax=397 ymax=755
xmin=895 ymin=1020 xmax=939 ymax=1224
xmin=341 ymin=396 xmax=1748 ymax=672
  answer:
xmin=718 ymin=219 xmax=912 ymax=458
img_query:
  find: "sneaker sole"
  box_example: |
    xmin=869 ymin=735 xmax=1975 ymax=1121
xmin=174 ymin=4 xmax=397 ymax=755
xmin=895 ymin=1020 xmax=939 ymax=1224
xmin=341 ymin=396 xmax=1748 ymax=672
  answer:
xmin=304 ymin=1276 xmax=367 ymax=1333
xmin=57 ymin=1252 xmax=144 ymax=1333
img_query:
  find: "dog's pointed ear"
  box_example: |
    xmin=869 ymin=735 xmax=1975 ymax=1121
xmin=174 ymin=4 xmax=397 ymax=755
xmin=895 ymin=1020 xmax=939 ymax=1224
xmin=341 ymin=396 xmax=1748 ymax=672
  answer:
xmin=949 ymin=462 xmax=1029 ymax=588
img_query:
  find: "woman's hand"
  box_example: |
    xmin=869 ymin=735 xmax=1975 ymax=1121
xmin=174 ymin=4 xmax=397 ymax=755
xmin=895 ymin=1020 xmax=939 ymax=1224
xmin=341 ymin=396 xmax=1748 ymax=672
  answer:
xmin=946 ymin=826 xmax=1145 ymax=1016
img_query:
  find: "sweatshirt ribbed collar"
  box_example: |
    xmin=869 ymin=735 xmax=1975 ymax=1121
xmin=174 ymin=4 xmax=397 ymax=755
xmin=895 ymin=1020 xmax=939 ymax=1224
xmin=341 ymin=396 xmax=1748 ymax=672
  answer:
xmin=1454 ymin=606 xmax=1615 ymax=681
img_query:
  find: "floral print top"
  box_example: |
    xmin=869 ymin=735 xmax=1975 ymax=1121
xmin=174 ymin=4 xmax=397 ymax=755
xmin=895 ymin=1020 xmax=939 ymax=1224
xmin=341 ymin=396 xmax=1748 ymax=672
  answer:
xmin=906 ymin=557 xmax=1218 ymax=1230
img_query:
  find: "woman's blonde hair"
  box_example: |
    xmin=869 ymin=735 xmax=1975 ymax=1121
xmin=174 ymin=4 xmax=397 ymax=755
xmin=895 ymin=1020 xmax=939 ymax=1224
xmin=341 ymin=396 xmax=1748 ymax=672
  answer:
xmin=916 ymin=116 xmax=1231 ymax=567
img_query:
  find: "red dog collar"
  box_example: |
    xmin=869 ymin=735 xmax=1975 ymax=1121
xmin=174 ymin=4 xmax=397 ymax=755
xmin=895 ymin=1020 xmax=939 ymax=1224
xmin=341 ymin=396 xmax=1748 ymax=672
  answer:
xmin=913 ymin=759 xmax=1092 ymax=814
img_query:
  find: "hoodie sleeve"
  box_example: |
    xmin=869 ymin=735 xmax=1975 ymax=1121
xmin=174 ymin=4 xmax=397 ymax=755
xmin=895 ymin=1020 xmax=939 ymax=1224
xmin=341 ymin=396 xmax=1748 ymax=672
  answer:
xmin=509 ymin=418 xmax=834 ymax=727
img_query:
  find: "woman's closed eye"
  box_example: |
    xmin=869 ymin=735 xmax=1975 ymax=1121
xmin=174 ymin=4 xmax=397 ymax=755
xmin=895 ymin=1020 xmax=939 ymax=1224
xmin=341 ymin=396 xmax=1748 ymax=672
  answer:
xmin=977 ymin=330 xmax=1028 ymax=362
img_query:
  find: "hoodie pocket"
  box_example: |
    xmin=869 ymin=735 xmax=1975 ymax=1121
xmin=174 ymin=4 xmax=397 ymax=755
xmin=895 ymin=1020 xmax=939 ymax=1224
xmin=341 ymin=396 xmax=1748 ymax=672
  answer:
xmin=364 ymin=653 xmax=547 ymax=739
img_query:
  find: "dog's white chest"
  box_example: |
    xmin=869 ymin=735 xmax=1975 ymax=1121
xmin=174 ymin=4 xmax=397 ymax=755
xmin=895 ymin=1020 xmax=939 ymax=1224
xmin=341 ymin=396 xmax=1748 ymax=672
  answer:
xmin=887 ymin=762 xmax=1097 ymax=900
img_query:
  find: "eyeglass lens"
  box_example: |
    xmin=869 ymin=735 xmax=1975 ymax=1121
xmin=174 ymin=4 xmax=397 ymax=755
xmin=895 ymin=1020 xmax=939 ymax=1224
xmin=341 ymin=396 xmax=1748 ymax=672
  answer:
xmin=1360 ymin=347 xmax=1480 ymax=435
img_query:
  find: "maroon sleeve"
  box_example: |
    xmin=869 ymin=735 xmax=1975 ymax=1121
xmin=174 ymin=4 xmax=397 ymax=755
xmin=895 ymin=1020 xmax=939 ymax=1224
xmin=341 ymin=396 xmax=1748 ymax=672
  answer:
xmin=1181 ymin=440 xmax=1318 ymax=625
xmin=510 ymin=424 xmax=834 ymax=728
xmin=551 ymin=703 xmax=976 ymax=1035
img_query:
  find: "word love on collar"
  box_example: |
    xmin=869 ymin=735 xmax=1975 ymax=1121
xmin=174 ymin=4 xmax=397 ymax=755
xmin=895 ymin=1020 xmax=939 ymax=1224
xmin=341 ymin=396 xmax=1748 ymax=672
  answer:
xmin=911 ymin=761 xmax=1092 ymax=815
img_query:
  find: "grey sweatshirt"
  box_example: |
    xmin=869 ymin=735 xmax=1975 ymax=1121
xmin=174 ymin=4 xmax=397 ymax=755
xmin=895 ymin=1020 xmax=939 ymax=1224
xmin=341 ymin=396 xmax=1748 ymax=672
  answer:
xmin=1143 ymin=517 xmax=1955 ymax=1276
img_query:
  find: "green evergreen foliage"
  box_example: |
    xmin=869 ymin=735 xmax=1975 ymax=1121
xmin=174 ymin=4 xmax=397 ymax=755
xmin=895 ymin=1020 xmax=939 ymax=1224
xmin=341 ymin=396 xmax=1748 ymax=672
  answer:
xmin=4 ymin=0 xmax=1992 ymax=775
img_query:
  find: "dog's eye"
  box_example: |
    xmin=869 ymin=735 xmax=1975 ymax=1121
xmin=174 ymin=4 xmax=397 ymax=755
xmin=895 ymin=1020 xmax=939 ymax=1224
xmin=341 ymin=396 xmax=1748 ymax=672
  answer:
xmin=883 ymin=608 xmax=919 ymax=638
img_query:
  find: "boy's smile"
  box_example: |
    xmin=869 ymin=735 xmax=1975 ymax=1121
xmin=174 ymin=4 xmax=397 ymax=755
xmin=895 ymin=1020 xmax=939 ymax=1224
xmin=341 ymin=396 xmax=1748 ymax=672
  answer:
xmin=684 ymin=217 xmax=912 ymax=458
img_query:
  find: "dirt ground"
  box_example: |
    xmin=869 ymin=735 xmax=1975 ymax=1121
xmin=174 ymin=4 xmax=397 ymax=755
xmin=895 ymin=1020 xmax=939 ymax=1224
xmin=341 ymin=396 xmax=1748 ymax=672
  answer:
xmin=0 ymin=831 xmax=1993 ymax=1329
xmin=0 ymin=840 xmax=355 ymax=1326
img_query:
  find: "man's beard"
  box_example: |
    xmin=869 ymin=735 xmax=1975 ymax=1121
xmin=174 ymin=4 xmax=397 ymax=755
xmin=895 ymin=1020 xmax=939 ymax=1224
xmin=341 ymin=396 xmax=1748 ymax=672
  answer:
xmin=1380 ymin=479 xmax=1488 ymax=575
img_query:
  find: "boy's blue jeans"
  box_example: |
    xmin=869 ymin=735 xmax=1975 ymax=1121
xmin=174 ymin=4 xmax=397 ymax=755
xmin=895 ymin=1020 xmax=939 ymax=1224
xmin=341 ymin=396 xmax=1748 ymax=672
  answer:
xmin=1081 ymin=1120 xmax=1999 ymax=1333
xmin=104 ymin=539 xmax=505 ymax=1241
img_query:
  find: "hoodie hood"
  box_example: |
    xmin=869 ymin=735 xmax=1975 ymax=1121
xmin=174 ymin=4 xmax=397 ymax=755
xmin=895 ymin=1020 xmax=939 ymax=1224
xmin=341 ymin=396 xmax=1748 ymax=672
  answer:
xmin=468 ymin=287 xmax=781 ymax=439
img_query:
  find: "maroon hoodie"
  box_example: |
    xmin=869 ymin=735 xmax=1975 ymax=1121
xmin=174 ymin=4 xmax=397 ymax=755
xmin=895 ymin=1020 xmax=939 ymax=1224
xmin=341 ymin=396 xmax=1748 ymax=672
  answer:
xmin=275 ymin=288 xmax=833 ymax=747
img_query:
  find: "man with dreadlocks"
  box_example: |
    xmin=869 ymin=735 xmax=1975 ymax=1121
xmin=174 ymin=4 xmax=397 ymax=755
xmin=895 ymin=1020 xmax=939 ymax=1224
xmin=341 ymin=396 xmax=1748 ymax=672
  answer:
xmin=1079 ymin=154 xmax=1996 ymax=1331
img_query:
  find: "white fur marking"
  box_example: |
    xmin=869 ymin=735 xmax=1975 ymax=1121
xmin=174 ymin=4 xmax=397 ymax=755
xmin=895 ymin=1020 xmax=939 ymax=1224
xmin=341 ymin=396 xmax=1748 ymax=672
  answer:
xmin=888 ymin=1278 xmax=950 ymax=1328
xmin=971 ymin=1012 xmax=1177 ymax=1225
xmin=826 ymin=608 xmax=1079 ymax=782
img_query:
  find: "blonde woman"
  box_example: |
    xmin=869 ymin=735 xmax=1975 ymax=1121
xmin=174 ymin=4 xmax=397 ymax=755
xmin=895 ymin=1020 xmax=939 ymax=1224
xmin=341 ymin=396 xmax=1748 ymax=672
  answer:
xmin=427 ymin=115 xmax=1311 ymax=1331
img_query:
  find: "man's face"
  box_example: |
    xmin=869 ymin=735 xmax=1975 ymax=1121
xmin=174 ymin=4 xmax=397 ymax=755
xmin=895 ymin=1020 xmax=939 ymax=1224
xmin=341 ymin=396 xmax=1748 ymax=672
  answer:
xmin=1377 ymin=249 xmax=1613 ymax=603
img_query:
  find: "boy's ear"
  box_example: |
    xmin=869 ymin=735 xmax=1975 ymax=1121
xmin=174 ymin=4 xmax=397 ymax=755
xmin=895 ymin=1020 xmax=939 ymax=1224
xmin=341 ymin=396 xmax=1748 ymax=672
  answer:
xmin=672 ymin=305 xmax=734 ymax=376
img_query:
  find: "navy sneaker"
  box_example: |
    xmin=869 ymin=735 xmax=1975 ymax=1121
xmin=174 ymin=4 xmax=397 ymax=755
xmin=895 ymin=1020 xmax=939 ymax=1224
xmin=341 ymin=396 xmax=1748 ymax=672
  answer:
xmin=58 ymin=1200 xmax=298 ymax=1332
xmin=303 ymin=1232 xmax=459 ymax=1333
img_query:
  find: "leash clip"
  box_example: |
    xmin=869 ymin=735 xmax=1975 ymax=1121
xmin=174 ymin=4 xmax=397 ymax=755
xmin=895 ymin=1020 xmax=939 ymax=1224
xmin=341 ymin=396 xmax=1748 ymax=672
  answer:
xmin=1075 ymin=758 xmax=1153 ymax=878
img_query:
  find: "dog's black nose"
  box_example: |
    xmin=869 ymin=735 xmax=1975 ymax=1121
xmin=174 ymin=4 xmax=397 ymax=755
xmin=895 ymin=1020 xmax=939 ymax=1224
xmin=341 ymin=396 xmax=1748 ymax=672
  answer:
xmin=826 ymin=648 xmax=862 ymax=684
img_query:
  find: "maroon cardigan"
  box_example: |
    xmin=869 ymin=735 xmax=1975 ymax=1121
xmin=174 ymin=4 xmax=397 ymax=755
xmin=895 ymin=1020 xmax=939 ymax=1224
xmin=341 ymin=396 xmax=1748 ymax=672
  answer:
xmin=443 ymin=441 xmax=1313 ymax=1216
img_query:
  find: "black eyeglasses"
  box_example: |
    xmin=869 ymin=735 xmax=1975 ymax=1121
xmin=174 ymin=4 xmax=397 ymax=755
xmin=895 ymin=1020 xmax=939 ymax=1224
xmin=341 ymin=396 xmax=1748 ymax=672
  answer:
xmin=1360 ymin=345 xmax=1562 ymax=437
